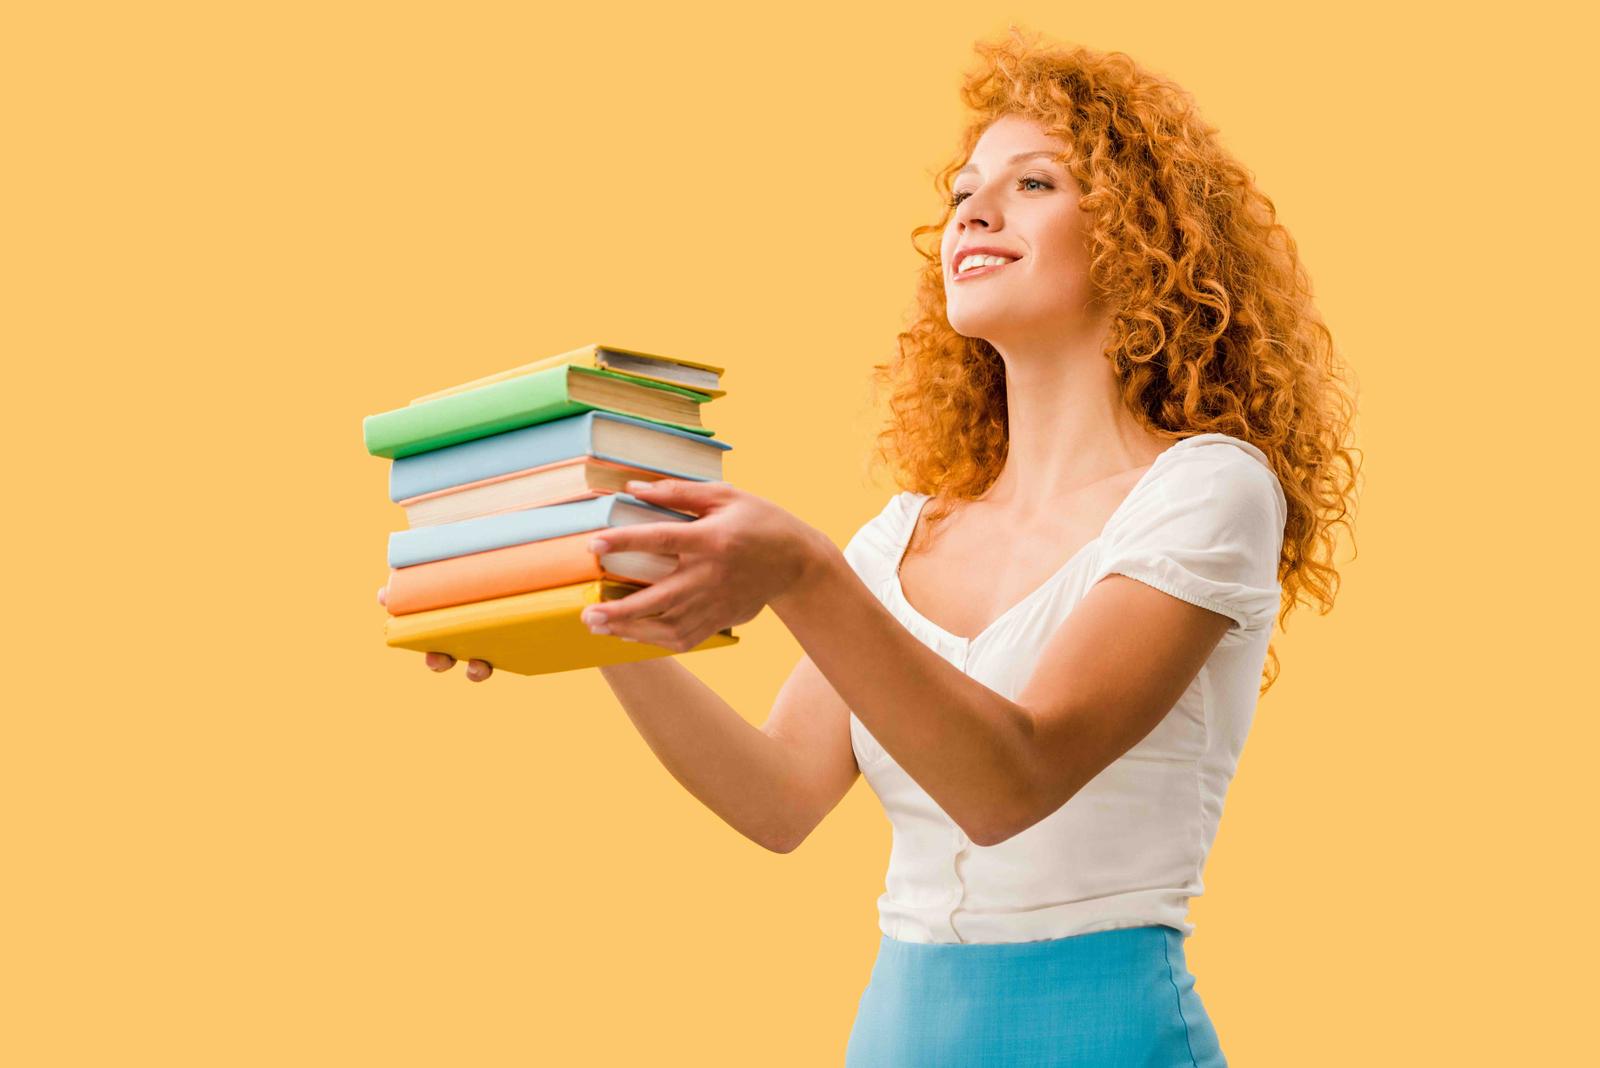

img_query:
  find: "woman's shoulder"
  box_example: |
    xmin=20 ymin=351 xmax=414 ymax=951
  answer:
xmin=1105 ymin=431 xmax=1288 ymax=562
xmin=841 ymin=491 xmax=924 ymax=585
xmin=1143 ymin=432 xmax=1286 ymax=517
xmin=1096 ymin=433 xmax=1288 ymax=637
xmin=1163 ymin=431 xmax=1275 ymax=473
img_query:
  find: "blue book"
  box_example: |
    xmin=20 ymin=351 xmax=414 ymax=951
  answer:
xmin=390 ymin=409 xmax=732 ymax=503
xmin=387 ymin=492 xmax=699 ymax=569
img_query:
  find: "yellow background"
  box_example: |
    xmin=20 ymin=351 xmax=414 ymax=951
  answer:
xmin=4 ymin=2 xmax=1590 ymax=1064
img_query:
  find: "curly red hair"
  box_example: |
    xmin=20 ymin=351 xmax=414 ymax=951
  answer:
xmin=868 ymin=27 xmax=1362 ymax=694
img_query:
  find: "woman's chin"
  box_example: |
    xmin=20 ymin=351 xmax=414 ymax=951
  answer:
xmin=947 ymin=308 xmax=1027 ymax=344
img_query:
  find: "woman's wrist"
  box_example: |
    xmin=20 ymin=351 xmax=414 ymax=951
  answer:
xmin=769 ymin=529 xmax=848 ymax=624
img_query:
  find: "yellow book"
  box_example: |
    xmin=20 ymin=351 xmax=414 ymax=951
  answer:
xmin=410 ymin=342 xmax=727 ymax=403
xmin=384 ymin=579 xmax=738 ymax=676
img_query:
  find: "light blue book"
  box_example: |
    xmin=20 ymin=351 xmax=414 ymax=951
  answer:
xmin=387 ymin=492 xmax=698 ymax=569
xmin=390 ymin=409 xmax=732 ymax=503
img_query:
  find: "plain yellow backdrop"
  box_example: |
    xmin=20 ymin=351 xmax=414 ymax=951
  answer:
xmin=3 ymin=1 xmax=1591 ymax=1064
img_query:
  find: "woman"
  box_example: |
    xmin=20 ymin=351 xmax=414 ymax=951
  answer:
xmin=383 ymin=29 xmax=1359 ymax=1067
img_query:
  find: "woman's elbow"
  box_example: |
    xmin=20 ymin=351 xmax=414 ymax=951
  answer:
xmin=964 ymin=820 xmax=1016 ymax=849
xmin=964 ymin=786 xmax=1064 ymax=847
xmin=751 ymin=814 xmax=810 ymax=854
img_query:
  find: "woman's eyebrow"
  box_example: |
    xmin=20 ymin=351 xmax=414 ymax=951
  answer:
xmin=955 ymin=150 xmax=1062 ymax=179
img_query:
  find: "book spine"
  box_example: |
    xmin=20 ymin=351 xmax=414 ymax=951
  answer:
xmin=363 ymin=365 xmax=586 ymax=459
xmin=387 ymin=493 xmax=608 ymax=568
xmin=385 ymin=491 xmax=694 ymax=568
xmin=389 ymin=412 xmax=599 ymax=502
xmin=385 ymin=531 xmax=610 ymax=615
xmin=396 ymin=456 xmax=708 ymax=510
xmin=363 ymin=364 xmax=721 ymax=460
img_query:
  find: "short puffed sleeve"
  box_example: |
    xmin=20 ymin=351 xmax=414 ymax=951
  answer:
xmin=1090 ymin=442 xmax=1287 ymax=640
xmin=841 ymin=492 xmax=917 ymax=589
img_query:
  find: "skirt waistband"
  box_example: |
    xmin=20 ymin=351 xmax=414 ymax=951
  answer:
xmin=876 ymin=923 xmax=1182 ymax=960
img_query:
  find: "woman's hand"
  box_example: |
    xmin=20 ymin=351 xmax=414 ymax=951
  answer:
xmin=376 ymin=584 xmax=494 ymax=681
xmin=580 ymin=479 xmax=831 ymax=652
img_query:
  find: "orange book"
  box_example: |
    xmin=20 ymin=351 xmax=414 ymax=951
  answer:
xmin=383 ymin=529 xmax=677 ymax=616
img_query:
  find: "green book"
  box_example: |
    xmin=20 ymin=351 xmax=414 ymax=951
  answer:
xmin=363 ymin=364 xmax=715 ymax=460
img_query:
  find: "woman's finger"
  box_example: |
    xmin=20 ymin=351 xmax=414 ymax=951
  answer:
xmin=623 ymin=478 xmax=731 ymax=515
xmin=587 ymin=521 xmax=698 ymax=558
xmin=376 ymin=584 xmax=388 ymax=607
xmin=425 ymin=651 xmax=456 ymax=671
xmin=582 ymin=578 xmax=686 ymax=629
xmin=464 ymin=659 xmax=493 ymax=681
xmin=602 ymin=612 xmax=691 ymax=650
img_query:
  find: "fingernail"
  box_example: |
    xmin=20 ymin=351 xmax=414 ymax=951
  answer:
xmin=589 ymin=624 xmax=611 ymax=635
xmin=581 ymin=609 xmax=602 ymax=624
xmin=587 ymin=538 xmax=609 ymax=554
xmin=625 ymin=480 xmax=649 ymax=492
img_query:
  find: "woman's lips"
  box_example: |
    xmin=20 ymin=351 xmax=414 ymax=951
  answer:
xmin=952 ymin=258 xmax=1016 ymax=281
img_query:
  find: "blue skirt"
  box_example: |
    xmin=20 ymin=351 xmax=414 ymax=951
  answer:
xmin=845 ymin=925 xmax=1226 ymax=1067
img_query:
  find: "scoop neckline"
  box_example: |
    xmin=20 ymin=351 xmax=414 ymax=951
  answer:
xmin=888 ymin=434 xmax=1224 ymax=646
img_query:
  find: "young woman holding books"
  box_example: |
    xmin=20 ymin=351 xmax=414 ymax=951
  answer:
xmin=388 ymin=30 xmax=1360 ymax=1067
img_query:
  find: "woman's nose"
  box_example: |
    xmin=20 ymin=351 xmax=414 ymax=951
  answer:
xmin=954 ymin=190 xmax=998 ymax=230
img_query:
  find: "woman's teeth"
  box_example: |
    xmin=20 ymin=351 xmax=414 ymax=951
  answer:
xmin=958 ymin=255 xmax=1016 ymax=274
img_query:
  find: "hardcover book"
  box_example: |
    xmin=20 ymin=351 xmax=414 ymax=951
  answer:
xmin=409 ymin=342 xmax=727 ymax=402
xmin=386 ymin=491 xmax=698 ymax=569
xmin=397 ymin=456 xmax=693 ymax=529
xmin=386 ymin=410 xmax=730 ymax=503
xmin=383 ymin=529 xmax=679 ymax=615
xmin=362 ymin=364 xmax=714 ymax=460
xmin=384 ymin=579 xmax=738 ymax=676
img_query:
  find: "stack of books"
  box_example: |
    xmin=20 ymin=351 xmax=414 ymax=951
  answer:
xmin=363 ymin=342 xmax=741 ymax=676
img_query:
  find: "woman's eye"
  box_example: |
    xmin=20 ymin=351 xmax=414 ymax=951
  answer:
xmin=947 ymin=176 xmax=1054 ymax=208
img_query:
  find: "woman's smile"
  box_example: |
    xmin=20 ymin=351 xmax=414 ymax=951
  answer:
xmin=953 ymin=259 xmax=1016 ymax=281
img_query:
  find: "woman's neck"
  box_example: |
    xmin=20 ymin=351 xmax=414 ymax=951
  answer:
xmin=979 ymin=332 xmax=1168 ymax=515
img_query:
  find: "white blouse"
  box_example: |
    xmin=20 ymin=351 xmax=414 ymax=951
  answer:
xmin=841 ymin=432 xmax=1288 ymax=944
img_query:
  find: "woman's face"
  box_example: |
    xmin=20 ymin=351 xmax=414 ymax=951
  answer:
xmin=941 ymin=115 xmax=1100 ymax=348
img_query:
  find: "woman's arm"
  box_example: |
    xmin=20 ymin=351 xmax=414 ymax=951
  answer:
xmin=586 ymin=479 xmax=1235 ymax=849
xmin=770 ymin=550 xmax=1229 ymax=847
xmin=597 ymin=650 xmax=860 ymax=854
xmin=379 ymin=585 xmax=860 ymax=853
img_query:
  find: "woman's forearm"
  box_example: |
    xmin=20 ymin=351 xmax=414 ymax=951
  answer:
xmin=770 ymin=545 xmax=1036 ymax=846
xmin=596 ymin=657 xmax=802 ymax=852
